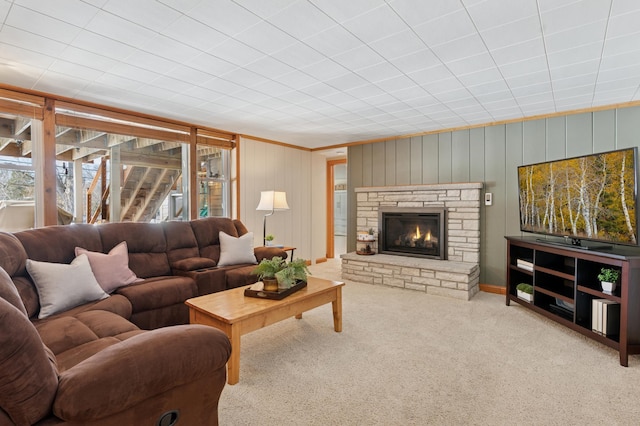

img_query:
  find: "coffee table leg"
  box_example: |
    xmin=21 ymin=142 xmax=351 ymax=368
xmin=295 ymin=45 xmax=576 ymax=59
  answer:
xmin=227 ymin=323 xmax=241 ymax=385
xmin=332 ymin=287 xmax=342 ymax=332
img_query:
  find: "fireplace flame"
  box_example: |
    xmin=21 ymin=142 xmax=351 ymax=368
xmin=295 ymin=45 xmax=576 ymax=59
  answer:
xmin=426 ymin=230 xmax=431 ymax=241
xmin=415 ymin=226 xmax=421 ymax=239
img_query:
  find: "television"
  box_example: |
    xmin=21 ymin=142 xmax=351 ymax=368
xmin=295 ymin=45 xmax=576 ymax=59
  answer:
xmin=517 ymin=147 xmax=638 ymax=247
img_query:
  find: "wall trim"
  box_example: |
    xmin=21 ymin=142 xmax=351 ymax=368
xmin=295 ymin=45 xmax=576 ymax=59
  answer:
xmin=479 ymin=284 xmax=506 ymax=295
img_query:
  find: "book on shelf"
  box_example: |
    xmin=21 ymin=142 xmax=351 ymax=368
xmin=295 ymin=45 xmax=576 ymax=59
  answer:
xmin=516 ymin=259 xmax=534 ymax=271
xmin=591 ymin=299 xmax=620 ymax=336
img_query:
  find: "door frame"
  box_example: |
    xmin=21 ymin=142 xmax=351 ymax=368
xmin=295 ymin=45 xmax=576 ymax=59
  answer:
xmin=326 ymin=158 xmax=347 ymax=258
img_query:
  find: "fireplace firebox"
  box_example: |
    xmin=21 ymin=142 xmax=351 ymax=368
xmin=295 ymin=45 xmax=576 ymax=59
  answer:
xmin=378 ymin=207 xmax=447 ymax=260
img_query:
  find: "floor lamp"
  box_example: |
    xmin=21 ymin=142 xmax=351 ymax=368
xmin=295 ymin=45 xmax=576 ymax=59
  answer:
xmin=256 ymin=191 xmax=289 ymax=246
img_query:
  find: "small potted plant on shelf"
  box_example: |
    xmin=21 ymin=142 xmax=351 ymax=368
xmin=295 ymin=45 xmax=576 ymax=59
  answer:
xmin=597 ymin=268 xmax=620 ymax=293
xmin=265 ymin=234 xmax=275 ymax=246
xmin=366 ymin=228 xmax=376 ymax=241
xmin=252 ymin=256 xmax=286 ymax=292
xmin=516 ymin=283 xmax=534 ymax=302
xmin=275 ymin=258 xmax=311 ymax=290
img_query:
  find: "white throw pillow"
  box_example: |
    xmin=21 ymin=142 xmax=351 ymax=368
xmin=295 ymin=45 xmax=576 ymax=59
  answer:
xmin=217 ymin=231 xmax=257 ymax=267
xmin=26 ymin=254 xmax=109 ymax=319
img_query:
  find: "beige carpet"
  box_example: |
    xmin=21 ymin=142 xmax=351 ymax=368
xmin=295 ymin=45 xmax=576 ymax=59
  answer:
xmin=219 ymin=259 xmax=640 ymax=425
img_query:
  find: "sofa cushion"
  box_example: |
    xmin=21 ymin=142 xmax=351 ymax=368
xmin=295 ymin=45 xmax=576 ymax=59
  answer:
xmin=15 ymin=223 xmax=102 ymax=264
xmin=0 ymin=232 xmax=27 ymax=277
xmin=0 ymin=298 xmax=58 ymax=426
xmin=190 ymin=217 xmax=239 ymax=261
xmin=26 ymin=254 xmax=109 ymax=319
xmin=225 ymin=265 xmax=260 ymax=289
xmin=116 ymin=276 xmax=197 ymax=313
xmin=163 ymin=221 xmax=201 ymax=264
xmin=97 ymin=222 xmax=171 ymax=278
xmin=76 ymin=241 xmax=140 ymax=293
xmin=171 ymin=257 xmax=217 ymax=271
xmin=0 ymin=266 xmax=26 ymax=315
xmin=217 ymin=231 xmax=257 ymax=266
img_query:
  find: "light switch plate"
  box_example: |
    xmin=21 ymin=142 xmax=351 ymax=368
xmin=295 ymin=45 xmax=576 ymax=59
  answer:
xmin=485 ymin=192 xmax=492 ymax=206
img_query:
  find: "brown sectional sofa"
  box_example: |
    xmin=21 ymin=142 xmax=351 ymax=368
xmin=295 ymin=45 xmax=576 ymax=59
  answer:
xmin=0 ymin=217 xmax=286 ymax=425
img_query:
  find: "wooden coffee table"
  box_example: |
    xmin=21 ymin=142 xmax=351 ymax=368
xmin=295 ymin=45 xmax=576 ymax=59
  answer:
xmin=185 ymin=276 xmax=345 ymax=385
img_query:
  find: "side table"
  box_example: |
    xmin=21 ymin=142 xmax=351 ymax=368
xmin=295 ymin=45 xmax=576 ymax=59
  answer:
xmin=264 ymin=246 xmax=296 ymax=261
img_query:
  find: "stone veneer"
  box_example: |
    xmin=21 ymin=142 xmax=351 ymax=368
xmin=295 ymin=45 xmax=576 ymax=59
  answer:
xmin=342 ymin=183 xmax=482 ymax=300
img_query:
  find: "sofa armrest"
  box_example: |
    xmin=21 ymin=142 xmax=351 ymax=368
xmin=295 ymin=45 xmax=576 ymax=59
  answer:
xmin=171 ymin=257 xmax=217 ymax=272
xmin=53 ymin=325 xmax=230 ymax=422
xmin=254 ymin=246 xmax=287 ymax=262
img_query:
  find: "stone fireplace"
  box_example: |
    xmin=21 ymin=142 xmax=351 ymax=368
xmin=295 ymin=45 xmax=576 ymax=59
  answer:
xmin=341 ymin=183 xmax=482 ymax=300
xmin=378 ymin=207 xmax=446 ymax=260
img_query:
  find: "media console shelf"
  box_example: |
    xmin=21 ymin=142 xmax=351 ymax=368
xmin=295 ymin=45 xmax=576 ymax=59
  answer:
xmin=506 ymin=236 xmax=640 ymax=366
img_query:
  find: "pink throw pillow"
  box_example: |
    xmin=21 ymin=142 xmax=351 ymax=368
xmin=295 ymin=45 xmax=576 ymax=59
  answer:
xmin=75 ymin=241 xmax=139 ymax=293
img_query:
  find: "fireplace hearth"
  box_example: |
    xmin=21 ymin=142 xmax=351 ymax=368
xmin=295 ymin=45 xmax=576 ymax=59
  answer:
xmin=378 ymin=207 xmax=446 ymax=260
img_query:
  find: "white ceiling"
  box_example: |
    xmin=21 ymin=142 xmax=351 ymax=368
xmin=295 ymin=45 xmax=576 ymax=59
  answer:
xmin=1 ymin=0 xmax=640 ymax=150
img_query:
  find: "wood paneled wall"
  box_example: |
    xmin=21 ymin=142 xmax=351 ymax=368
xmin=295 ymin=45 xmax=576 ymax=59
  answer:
xmin=238 ymin=137 xmax=313 ymax=261
xmin=348 ymin=106 xmax=640 ymax=286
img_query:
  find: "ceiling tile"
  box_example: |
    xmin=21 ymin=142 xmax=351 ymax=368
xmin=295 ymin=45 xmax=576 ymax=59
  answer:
xmin=103 ymin=0 xmax=181 ymax=32
xmin=388 ymin=0 xmax=462 ymax=27
xmin=332 ymin=45 xmax=384 ymax=70
xmin=390 ymin=48 xmax=441 ymax=74
xmin=70 ymin=31 xmax=137 ymax=60
xmin=547 ymin=42 xmax=604 ymax=69
xmin=498 ymin=56 xmax=548 ymax=78
xmin=268 ymin=1 xmax=336 ymax=39
xmin=187 ymin=0 xmax=262 ymax=36
xmin=299 ymin=58 xmax=349 ymax=81
xmin=413 ymin=8 xmax=476 ymax=47
xmin=5 ymin=6 xmax=80 ymax=44
xmin=86 ymin=10 xmax=157 ymax=49
xmin=57 ymin=46 xmax=119 ymax=71
xmin=271 ymin=41 xmax=326 ymax=69
xmin=541 ymin=1 xmax=610 ymax=35
xmin=208 ymin=38 xmax=266 ymax=66
xmin=184 ymin=53 xmax=237 ymax=76
xmin=341 ymin=4 xmax=408 ymax=43
xmin=0 ymin=42 xmax=55 ymax=69
xmin=490 ymin=38 xmax=546 ymax=66
xmin=604 ymin=33 xmax=640 ymax=57
xmin=466 ymin=0 xmax=539 ymax=31
xmin=49 ymin=59 xmax=104 ymax=81
xmin=235 ymin=20 xmax=299 ymax=55
xmin=446 ymin=53 xmax=496 ymax=76
xmin=369 ymin=30 xmax=426 ymax=61
xmin=356 ymin=61 xmax=402 ymax=83
xmin=0 ymin=25 xmax=67 ymax=56
xmin=326 ymin=72 xmax=369 ymax=91
xmin=431 ymin=33 xmax=487 ymax=63
xmin=549 ymin=59 xmax=599 ymax=80
xmin=14 ymin=0 xmax=98 ymax=26
xmin=165 ymin=64 xmax=213 ymax=86
xmin=310 ymin=0 xmax=386 ymax=23
xmin=163 ymin=16 xmax=229 ymax=52
xmin=544 ymin=20 xmax=607 ymax=54
xmin=302 ymin=24 xmax=362 ymax=57
xmin=480 ymin=16 xmax=542 ymax=51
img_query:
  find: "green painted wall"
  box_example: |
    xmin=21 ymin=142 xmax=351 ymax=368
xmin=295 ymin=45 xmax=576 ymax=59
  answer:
xmin=347 ymin=106 xmax=640 ymax=286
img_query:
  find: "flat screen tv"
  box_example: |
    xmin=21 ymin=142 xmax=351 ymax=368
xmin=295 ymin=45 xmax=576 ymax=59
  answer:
xmin=517 ymin=147 xmax=638 ymax=247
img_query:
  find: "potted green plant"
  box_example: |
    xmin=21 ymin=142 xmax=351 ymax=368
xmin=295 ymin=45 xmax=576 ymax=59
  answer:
xmin=252 ymin=256 xmax=286 ymax=291
xmin=265 ymin=234 xmax=275 ymax=246
xmin=275 ymin=258 xmax=311 ymax=290
xmin=597 ymin=268 xmax=620 ymax=293
xmin=516 ymin=283 xmax=534 ymax=303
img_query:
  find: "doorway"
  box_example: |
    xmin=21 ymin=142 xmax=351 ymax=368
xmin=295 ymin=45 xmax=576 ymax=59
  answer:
xmin=326 ymin=159 xmax=347 ymax=258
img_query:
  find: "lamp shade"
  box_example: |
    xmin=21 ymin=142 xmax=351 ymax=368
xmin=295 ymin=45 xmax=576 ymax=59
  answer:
xmin=256 ymin=191 xmax=289 ymax=211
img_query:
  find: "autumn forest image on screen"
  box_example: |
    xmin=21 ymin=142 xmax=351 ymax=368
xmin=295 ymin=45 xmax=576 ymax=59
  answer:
xmin=518 ymin=149 xmax=637 ymax=245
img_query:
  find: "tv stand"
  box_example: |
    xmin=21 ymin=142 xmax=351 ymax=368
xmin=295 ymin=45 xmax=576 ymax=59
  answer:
xmin=535 ymin=238 xmax=612 ymax=251
xmin=506 ymin=236 xmax=640 ymax=366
